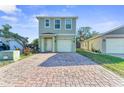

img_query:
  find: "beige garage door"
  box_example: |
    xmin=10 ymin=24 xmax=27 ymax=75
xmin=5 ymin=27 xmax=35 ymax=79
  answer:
xmin=57 ymin=40 xmax=72 ymax=52
xmin=106 ymin=38 xmax=124 ymax=53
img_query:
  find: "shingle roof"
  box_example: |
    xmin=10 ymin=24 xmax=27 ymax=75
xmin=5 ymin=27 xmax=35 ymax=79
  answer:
xmin=83 ymin=25 xmax=124 ymax=41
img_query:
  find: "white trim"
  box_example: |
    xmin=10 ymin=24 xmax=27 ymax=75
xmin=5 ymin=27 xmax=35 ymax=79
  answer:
xmin=37 ymin=16 xmax=78 ymax=19
xmin=74 ymin=36 xmax=76 ymax=52
xmin=40 ymin=34 xmax=75 ymax=37
xmin=54 ymin=19 xmax=61 ymax=30
xmin=104 ymin=35 xmax=124 ymax=38
xmin=41 ymin=38 xmax=44 ymax=52
xmin=52 ymin=37 xmax=55 ymax=52
xmin=65 ymin=18 xmax=72 ymax=30
xmin=44 ymin=18 xmax=50 ymax=28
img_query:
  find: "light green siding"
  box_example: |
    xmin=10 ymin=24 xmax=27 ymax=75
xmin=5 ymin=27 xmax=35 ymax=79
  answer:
xmin=38 ymin=17 xmax=77 ymax=35
xmin=39 ymin=35 xmax=76 ymax=52
xmin=37 ymin=16 xmax=77 ymax=52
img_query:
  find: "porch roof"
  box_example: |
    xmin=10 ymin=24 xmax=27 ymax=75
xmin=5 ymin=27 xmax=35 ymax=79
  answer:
xmin=41 ymin=33 xmax=56 ymax=37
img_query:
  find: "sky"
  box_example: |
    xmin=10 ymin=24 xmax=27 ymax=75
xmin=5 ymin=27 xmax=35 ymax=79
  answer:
xmin=0 ymin=5 xmax=124 ymax=42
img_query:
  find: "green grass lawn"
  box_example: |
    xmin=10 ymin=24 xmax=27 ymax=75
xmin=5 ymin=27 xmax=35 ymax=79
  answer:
xmin=77 ymin=48 xmax=124 ymax=77
xmin=0 ymin=53 xmax=33 ymax=67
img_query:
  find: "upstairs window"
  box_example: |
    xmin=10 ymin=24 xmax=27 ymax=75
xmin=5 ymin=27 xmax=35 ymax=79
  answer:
xmin=65 ymin=19 xmax=72 ymax=30
xmin=55 ymin=19 xmax=61 ymax=29
xmin=45 ymin=19 xmax=50 ymax=28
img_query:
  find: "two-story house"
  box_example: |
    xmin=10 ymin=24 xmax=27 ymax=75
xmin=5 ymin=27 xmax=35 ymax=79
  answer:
xmin=36 ymin=16 xmax=78 ymax=52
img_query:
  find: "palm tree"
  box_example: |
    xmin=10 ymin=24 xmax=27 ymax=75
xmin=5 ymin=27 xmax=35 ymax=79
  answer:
xmin=1 ymin=24 xmax=28 ymax=48
xmin=2 ymin=24 xmax=12 ymax=32
xmin=2 ymin=24 xmax=12 ymax=38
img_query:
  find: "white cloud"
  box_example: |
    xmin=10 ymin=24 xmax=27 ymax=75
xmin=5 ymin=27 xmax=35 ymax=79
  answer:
xmin=33 ymin=8 xmax=75 ymax=17
xmin=92 ymin=21 xmax=122 ymax=33
xmin=62 ymin=8 xmax=67 ymax=12
xmin=66 ymin=5 xmax=77 ymax=8
xmin=77 ymin=18 xmax=123 ymax=33
xmin=0 ymin=5 xmax=21 ymax=14
xmin=61 ymin=5 xmax=77 ymax=14
xmin=0 ymin=16 xmax=18 ymax=22
xmin=34 ymin=13 xmax=48 ymax=17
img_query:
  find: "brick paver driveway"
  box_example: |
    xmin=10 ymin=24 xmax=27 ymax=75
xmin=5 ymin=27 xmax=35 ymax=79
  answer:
xmin=0 ymin=53 xmax=123 ymax=87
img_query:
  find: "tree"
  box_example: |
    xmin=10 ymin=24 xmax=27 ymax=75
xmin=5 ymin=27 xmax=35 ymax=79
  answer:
xmin=30 ymin=38 xmax=39 ymax=53
xmin=31 ymin=39 xmax=38 ymax=47
xmin=91 ymin=31 xmax=99 ymax=37
xmin=78 ymin=27 xmax=92 ymax=40
xmin=2 ymin=24 xmax=12 ymax=38
xmin=78 ymin=26 xmax=99 ymax=41
xmin=1 ymin=24 xmax=28 ymax=48
xmin=2 ymin=24 xmax=12 ymax=32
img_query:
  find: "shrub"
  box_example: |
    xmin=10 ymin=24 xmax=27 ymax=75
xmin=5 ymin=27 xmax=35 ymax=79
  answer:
xmin=16 ymin=48 xmax=20 ymax=51
xmin=24 ymin=47 xmax=31 ymax=55
xmin=91 ymin=48 xmax=101 ymax=53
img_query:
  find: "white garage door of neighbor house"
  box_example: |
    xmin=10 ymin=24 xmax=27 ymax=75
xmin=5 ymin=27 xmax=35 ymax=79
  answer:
xmin=106 ymin=38 xmax=124 ymax=53
xmin=57 ymin=40 xmax=72 ymax=52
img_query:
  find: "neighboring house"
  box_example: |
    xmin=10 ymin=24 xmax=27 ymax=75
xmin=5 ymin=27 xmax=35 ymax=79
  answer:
xmin=0 ymin=30 xmax=4 ymax=42
xmin=36 ymin=16 xmax=78 ymax=52
xmin=81 ymin=26 xmax=124 ymax=54
xmin=0 ymin=29 xmax=27 ymax=52
xmin=7 ymin=39 xmax=24 ymax=52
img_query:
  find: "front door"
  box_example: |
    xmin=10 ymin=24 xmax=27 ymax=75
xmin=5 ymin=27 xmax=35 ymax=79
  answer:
xmin=46 ymin=39 xmax=52 ymax=52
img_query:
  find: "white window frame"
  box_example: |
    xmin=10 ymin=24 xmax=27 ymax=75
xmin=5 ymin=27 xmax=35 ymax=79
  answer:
xmin=54 ymin=19 xmax=61 ymax=30
xmin=44 ymin=19 xmax=50 ymax=28
xmin=65 ymin=19 xmax=72 ymax=30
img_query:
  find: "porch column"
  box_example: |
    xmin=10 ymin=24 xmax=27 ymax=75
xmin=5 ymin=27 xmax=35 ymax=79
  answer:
xmin=74 ymin=36 xmax=76 ymax=52
xmin=38 ymin=37 xmax=41 ymax=52
xmin=41 ymin=37 xmax=44 ymax=52
xmin=52 ymin=36 xmax=55 ymax=52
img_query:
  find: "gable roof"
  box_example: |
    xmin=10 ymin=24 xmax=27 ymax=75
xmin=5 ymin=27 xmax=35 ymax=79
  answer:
xmin=101 ymin=25 xmax=124 ymax=36
xmin=82 ymin=25 xmax=124 ymax=42
xmin=0 ymin=29 xmax=28 ymax=46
